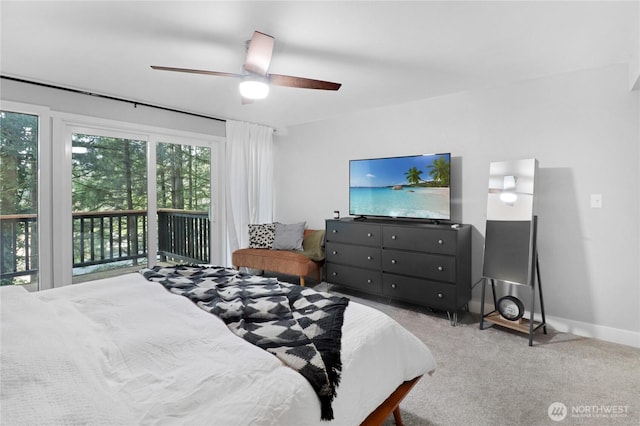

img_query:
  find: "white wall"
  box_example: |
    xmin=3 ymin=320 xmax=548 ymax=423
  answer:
xmin=274 ymin=63 xmax=640 ymax=347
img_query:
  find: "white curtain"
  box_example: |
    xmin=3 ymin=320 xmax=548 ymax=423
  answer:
xmin=225 ymin=120 xmax=274 ymax=259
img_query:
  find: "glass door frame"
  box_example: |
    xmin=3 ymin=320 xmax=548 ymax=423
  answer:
xmin=57 ymin=123 xmax=150 ymax=286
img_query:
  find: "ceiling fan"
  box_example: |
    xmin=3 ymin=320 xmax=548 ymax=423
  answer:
xmin=151 ymin=31 xmax=341 ymax=103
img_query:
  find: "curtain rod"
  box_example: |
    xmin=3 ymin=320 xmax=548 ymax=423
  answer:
xmin=1 ymin=75 xmax=226 ymax=123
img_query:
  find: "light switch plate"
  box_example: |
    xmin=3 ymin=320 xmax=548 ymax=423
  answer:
xmin=591 ymin=194 xmax=602 ymax=208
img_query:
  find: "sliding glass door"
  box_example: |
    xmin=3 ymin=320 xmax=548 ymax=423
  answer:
xmin=69 ymin=132 xmax=213 ymax=281
xmin=0 ymin=106 xmax=223 ymax=289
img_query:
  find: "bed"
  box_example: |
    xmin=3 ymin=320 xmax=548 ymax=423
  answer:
xmin=0 ymin=268 xmax=436 ymax=425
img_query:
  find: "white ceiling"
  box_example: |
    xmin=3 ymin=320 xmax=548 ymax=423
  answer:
xmin=1 ymin=1 xmax=637 ymax=131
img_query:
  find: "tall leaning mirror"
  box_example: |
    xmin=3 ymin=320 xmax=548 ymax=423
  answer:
xmin=480 ymin=158 xmax=547 ymax=346
xmin=483 ymin=158 xmax=538 ymax=285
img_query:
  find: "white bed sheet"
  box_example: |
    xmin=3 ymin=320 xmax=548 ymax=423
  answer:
xmin=1 ymin=273 xmax=436 ymax=425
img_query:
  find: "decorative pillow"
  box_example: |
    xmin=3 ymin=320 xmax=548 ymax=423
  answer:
xmin=272 ymin=222 xmax=306 ymax=251
xmin=301 ymin=230 xmax=326 ymax=261
xmin=248 ymin=223 xmax=275 ymax=249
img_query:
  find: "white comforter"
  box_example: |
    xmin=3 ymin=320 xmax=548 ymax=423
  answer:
xmin=0 ymin=273 xmax=435 ymax=425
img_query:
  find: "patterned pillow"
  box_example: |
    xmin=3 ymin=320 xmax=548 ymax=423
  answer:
xmin=248 ymin=223 xmax=275 ymax=249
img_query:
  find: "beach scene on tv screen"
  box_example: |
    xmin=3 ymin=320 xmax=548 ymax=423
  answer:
xmin=350 ymin=154 xmax=450 ymax=219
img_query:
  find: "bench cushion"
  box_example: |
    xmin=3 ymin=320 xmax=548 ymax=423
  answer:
xmin=232 ymin=229 xmax=325 ymax=281
xmin=232 ymin=248 xmax=322 ymax=278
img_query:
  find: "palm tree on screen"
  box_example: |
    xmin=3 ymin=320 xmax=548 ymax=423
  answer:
xmin=404 ymin=166 xmax=423 ymax=185
xmin=427 ymin=158 xmax=450 ymax=186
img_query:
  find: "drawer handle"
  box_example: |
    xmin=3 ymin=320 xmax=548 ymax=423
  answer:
xmin=438 ymin=239 xmax=444 ymax=245
xmin=332 ymin=250 xmax=338 ymax=255
xmin=367 ymin=279 xmax=372 ymax=284
xmin=332 ymin=229 xmax=338 ymax=233
xmin=391 ymin=235 xmax=397 ymax=240
xmin=367 ymin=233 xmax=372 ymax=237
xmin=367 ymin=256 xmax=372 ymax=260
xmin=437 ymin=293 xmax=444 ymax=299
xmin=391 ymin=259 xmax=397 ymax=264
xmin=391 ymin=283 xmax=397 ymax=289
xmin=332 ymin=272 xmax=338 ymax=276
xmin=437 ymin=266 xmax=444 ymax=271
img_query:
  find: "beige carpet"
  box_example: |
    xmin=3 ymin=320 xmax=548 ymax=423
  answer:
xmin=308 ymin=281 xmax=640 ymax=426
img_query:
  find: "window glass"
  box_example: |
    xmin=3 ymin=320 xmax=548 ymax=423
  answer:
xmin=71 ymin=133 xmax=147 ymax=282
xmin=0 ymin=111 xmax=39 ymax=290
xmin=156 ymin=142 xmax=211 ymax=264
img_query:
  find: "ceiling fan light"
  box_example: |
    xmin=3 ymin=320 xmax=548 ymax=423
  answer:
xmin=239 ymin=78 xmax=269 ymax=100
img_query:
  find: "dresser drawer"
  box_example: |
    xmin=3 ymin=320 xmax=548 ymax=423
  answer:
xmin=382 ymin=250 xmax=456 ymax=283
xmin=326 ymin=221 xmax=381 ymax=246
xmin=326 ymin=264 xmax=383 ymax=295
xmin=326 ymin=242 xmax=380 ymax=269
xmin=382 ymin=226 xmax=456 ymax=255
xmin=382 ymin=273 xmax=457 ymax=311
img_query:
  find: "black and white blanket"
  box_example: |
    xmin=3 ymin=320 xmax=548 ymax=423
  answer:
xmin=140 ymin=265 xmax=349 ymax=421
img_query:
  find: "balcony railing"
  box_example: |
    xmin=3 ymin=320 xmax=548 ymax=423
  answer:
xmin=73 ymin=210 xmax=148 ymax=268
xmin=0 ymin=213 xmax=38 ymax=280
xmin=1 ymin=209 xmax=210 ymax=285
xmin=157 ymin=208 xmax=210 ymax=264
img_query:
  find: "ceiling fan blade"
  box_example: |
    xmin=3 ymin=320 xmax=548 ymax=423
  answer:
xmin=268 ymin=74 xmax=342 ymax=91
xmin=151 ymin=65 xmax=242 ymax=78
xmin=243 ymin=31 xmax=274 ymax=76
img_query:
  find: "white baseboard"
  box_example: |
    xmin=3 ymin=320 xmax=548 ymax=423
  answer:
xmin=468 ymin=301 xmax=640 ymax=348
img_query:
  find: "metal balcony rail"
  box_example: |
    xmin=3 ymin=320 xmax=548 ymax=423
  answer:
xmin=0 ymin=209 xmax=210 ymax=285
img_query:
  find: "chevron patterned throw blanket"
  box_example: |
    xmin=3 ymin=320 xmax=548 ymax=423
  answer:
xmin=140 ymin=265 xmax=349 ymax=420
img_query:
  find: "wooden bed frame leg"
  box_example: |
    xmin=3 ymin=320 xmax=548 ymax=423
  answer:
xmin=299 ymin=276 xmax=305 ymax=287
xmin=392 ymin=407 xmax=403 ymax=426
xmin=360 ymin=376 xmax=421 ymax=426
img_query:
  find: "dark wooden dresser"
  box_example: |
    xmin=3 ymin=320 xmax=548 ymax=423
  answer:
xmin=325 ymin=218 xmax=471 ymax=324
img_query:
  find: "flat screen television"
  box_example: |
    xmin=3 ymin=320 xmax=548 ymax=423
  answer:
xmin=349 ymin=153 xmax=451 ymax=220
